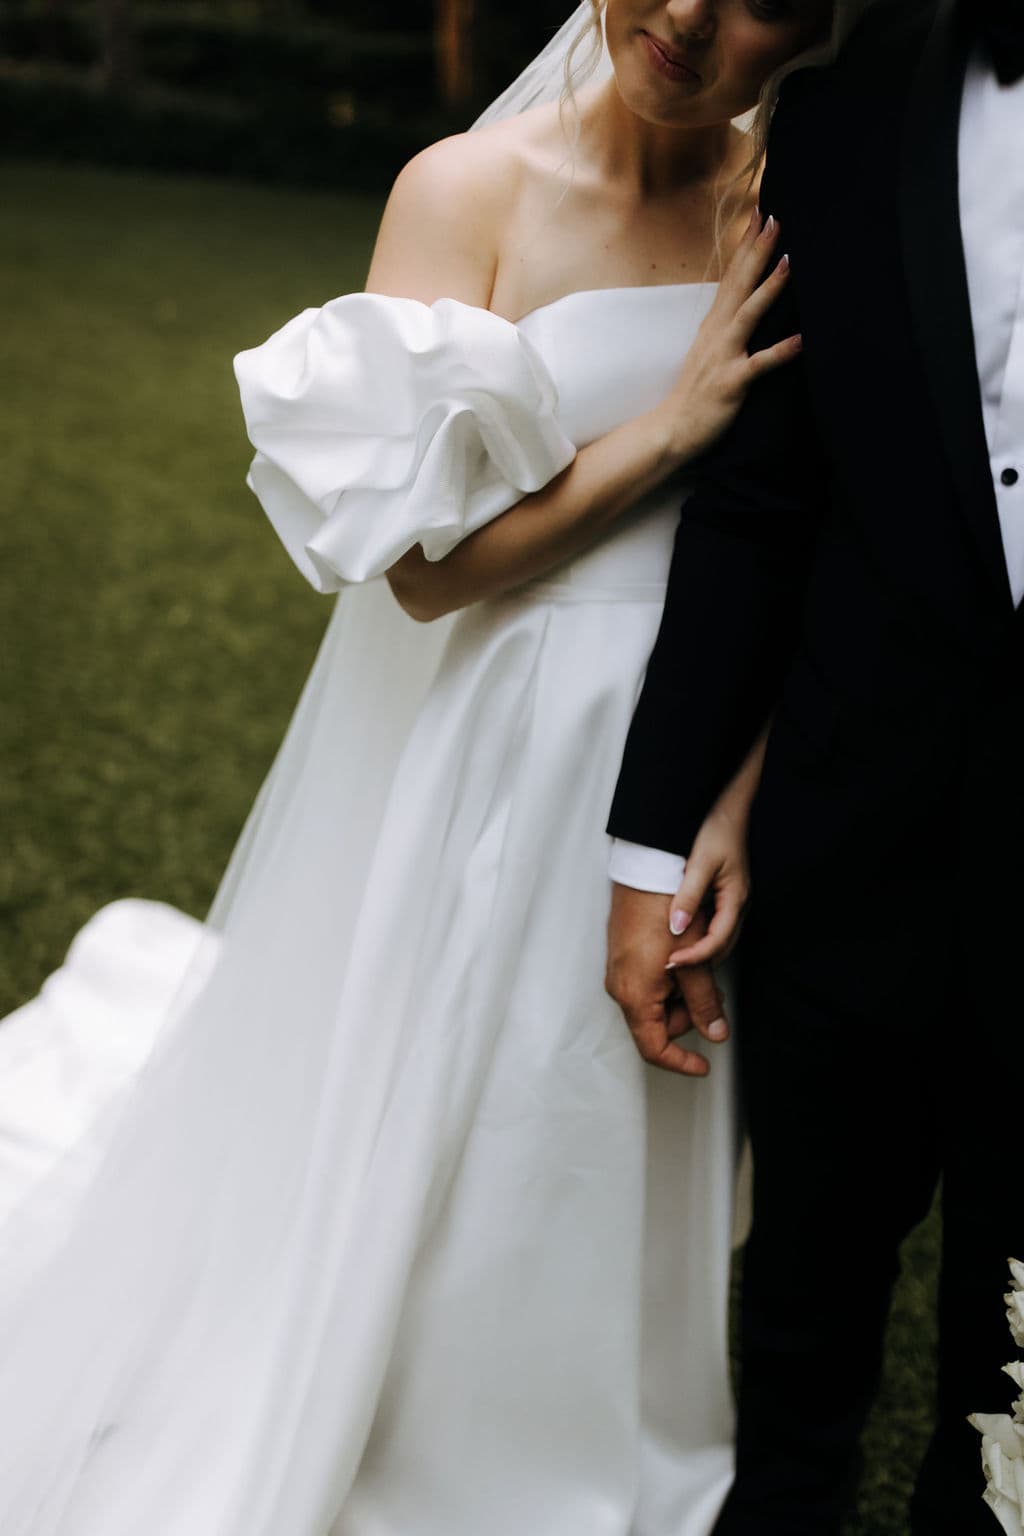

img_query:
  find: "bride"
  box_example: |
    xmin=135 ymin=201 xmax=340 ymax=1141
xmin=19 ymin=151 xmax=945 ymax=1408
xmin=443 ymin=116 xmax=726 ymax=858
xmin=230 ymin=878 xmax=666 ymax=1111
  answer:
xmin=0 ymin=2 xmax=871 ymax=1533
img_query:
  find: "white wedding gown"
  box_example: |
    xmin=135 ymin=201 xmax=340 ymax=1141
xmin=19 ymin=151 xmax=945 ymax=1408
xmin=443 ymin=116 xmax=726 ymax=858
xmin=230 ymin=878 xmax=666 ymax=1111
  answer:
xmin=0 ymin=283 xmax=738 ymax=1536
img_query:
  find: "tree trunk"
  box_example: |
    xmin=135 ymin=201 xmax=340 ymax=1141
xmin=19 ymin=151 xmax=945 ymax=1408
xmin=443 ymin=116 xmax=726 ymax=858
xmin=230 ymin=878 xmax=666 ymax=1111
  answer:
xmin=435 ymin=0 xmax=476 ymax=107
xmin=97 ymin=0 xmax=138 ymax=96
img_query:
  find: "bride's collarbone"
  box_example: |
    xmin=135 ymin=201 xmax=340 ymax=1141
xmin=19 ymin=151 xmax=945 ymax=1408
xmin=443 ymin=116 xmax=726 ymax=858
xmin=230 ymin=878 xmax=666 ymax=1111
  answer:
xmin=460 ymin=106 xmax=735 ymax=322
xmin=490 ymin=178 xmax=735 ymax=322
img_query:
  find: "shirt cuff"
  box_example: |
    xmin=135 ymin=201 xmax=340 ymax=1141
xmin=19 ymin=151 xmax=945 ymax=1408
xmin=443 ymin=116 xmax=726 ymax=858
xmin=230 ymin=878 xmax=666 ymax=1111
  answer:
xmin=608 ymin=839 xmax=686 ymax=895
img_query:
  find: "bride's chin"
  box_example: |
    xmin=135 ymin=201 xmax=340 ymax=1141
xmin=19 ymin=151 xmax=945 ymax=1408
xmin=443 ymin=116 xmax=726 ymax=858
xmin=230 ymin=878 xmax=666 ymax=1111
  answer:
xmin=604 ymin=64 xmax=706 ymax=130
xmin=610 ymin=79 xmax=703 ymax=132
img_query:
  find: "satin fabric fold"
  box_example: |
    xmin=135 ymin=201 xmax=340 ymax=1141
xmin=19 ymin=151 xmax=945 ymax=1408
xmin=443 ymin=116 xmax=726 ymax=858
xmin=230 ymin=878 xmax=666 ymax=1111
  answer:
xmin=235 ymin=294 xmax=578 ymax=591
xmin=0 ymin=285 xmax=737 ymax=1536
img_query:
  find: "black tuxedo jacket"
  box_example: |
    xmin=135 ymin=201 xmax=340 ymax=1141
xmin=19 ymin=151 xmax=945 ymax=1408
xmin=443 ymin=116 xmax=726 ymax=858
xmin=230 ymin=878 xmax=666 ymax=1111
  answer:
xmin=608 ymin=0 xmax=1024 ymax=984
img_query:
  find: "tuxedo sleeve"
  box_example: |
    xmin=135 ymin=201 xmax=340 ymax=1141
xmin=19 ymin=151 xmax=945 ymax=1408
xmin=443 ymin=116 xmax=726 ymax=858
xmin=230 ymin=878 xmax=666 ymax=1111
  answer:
xmin=607 ymin=84 xmax=828 ymax=856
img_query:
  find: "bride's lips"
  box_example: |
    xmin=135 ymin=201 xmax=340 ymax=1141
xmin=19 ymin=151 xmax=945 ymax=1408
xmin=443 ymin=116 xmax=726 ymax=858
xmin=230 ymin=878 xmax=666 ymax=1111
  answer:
xmin=641 ymin=30 xmax=702 ymax=85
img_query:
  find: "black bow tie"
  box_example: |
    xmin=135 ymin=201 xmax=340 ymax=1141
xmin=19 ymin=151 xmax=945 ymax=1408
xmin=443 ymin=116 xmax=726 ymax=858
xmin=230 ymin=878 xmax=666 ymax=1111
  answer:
xmin=978 ymin=0 xmax=1024 ymax=85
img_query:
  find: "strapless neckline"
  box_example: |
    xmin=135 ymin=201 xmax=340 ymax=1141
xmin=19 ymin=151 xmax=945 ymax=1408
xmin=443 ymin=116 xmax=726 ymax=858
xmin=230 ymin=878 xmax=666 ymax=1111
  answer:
xmin=512 ymin=280 xmax=717 ymax=329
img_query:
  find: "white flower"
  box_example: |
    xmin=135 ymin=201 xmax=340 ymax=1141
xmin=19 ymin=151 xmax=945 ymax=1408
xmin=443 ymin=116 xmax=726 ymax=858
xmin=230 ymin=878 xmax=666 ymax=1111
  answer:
xmin=972 ymin=1263 xmax=1024 ymax=1535
xmin=969 ymin=1414 xmax=1024 ymax=1536
xmin=1009 ymin=1279 xmax=1024 ymax=1353
xmin=1006 ymin=1361 xmax=1024 ymax=1424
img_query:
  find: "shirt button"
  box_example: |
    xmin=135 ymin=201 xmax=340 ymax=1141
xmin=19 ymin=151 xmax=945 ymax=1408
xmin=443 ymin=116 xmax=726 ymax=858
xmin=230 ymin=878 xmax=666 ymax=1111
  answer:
xmin=1001 ymin=467 xmax=1019 ymax=487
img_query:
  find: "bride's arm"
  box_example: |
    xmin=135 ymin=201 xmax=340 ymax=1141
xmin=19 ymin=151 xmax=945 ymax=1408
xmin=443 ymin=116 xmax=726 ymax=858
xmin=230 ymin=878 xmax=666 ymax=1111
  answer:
xmin=387 ymin=411 xmax=693 ymax=622
xmin=367 ymin=139 xmax=799 ymax=623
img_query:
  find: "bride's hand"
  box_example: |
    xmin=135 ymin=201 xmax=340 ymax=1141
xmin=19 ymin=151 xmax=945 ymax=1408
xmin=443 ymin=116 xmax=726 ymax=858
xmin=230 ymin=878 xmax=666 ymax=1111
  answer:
xmin=653 ymin=210 xmax=801 ymax=466
xmin=665 ymin=801 xmax=751 ymax=972
xmin=665 ymin=723 xmax=771 ymax=969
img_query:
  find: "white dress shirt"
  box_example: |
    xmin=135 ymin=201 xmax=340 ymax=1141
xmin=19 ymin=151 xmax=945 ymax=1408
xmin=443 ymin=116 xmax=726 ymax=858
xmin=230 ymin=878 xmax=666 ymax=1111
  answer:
xmin=610 ymin=45 xmax=1024 ymax=896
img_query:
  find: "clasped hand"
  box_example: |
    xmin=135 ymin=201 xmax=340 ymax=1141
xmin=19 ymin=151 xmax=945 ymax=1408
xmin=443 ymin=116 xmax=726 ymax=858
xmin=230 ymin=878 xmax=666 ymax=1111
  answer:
xmin=605 ymin=796 xmax=752 ymax=1079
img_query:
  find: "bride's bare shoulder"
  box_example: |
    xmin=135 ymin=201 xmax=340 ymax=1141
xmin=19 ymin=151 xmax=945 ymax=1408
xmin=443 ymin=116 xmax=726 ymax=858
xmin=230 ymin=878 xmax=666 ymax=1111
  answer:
xmin=389 ymin=104 xmax=566 ymax=231
xmin=368 ymin=103 xmax=567 ymax=303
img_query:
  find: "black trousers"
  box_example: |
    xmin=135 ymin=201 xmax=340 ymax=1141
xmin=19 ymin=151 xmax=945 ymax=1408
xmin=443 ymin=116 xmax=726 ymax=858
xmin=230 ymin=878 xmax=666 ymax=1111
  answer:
xmin=712 ymin=891 xmax=1022 ymax=1536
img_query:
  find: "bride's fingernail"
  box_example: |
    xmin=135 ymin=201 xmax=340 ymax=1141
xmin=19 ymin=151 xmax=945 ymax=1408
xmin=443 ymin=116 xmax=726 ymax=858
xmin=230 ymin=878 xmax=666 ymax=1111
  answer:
xmin=778 ymin=253 xmax=790 ymax=274
xmin=708 ymin=1018 xmax=729 ymax=1042
xmin=764 ymin=213 xmax=776 ymax=237
xmin=669 ymin=909 xmax=691 ymax=937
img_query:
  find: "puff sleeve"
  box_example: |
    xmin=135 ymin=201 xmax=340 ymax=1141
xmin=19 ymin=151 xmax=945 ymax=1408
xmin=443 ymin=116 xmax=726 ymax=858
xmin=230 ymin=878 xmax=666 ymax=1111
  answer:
xmin=233 ymin=293 xmax=578 ymax=592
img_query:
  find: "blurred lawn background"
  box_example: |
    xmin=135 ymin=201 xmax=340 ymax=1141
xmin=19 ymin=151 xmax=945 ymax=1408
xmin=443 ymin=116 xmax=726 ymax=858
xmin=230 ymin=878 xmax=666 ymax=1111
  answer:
xmin=0 ymin=160 xmax=377 ymax=994
xmin=0 ymin=45 xmax=944 ymax=1536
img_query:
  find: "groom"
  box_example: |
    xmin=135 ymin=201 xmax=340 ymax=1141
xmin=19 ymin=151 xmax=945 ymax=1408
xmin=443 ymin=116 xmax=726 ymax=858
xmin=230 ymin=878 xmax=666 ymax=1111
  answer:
xmin=606 ymin=0 xmax=1024 ymax=1532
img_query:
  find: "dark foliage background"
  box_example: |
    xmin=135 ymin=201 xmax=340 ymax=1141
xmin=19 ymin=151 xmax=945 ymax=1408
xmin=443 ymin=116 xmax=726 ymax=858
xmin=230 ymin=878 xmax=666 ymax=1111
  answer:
xmin=1 ymin=0 xmax=571 ymax=185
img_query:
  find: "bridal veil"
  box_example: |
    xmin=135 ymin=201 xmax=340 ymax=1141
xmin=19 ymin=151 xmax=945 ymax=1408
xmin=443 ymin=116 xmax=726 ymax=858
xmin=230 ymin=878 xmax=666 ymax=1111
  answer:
xmin=0 ymin=9 xmax=630 ymax=1533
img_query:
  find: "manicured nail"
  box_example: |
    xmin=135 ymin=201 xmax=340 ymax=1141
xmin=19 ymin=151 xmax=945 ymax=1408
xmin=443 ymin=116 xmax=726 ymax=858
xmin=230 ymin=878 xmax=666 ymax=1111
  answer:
xmin=665 ymin=961 xmax=680 ymax=972
xmin=749 ymin=206 xmax=761 ymax=231
xmin=669 ymin=909 xmax=691 ymax=937
xmin=778 ymin=253 xmax=790 ymax=274
xmin=708 ymin=1018 xmax=729 ymax=1042
xmin=764 ymin=214 xmax=776 ymax=237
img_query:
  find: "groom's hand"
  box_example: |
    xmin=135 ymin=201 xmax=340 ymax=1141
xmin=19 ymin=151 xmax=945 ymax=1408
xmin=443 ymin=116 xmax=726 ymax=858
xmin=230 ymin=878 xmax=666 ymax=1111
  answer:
xmin=606 ymin=884 xmax=726 ymax=1078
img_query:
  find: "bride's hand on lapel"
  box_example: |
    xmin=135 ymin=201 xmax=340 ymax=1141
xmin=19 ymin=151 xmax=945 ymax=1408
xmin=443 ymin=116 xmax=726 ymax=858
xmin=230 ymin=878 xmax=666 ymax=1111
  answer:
xmin=651 ymin=209 xmax=802 ymax=466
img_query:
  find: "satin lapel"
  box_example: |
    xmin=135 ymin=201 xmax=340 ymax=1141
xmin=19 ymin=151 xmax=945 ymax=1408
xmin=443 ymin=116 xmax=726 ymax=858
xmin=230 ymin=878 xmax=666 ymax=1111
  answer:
xmin=899 ymin=0 xmax=1014 ymax=611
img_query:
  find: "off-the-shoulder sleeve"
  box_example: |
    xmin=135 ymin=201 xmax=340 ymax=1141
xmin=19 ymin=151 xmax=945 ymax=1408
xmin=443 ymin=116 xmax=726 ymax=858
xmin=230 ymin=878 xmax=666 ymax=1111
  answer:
xmin=233 ymin=293 xmax=578 ymax=592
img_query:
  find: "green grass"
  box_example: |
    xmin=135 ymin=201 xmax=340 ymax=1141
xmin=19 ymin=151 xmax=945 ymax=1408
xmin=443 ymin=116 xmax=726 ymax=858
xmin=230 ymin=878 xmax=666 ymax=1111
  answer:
xmin=826 ymin=1215 xmax=941 ymax=1534
xmin=0 ymin=161 xmax=941 ymax=1532
xmin=0 ymin=161 xmax=383 ymax=997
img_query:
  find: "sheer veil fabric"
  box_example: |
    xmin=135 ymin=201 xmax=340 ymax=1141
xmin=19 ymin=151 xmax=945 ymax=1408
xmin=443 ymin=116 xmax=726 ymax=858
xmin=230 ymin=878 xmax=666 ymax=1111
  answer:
xmin=0 ymin=11 xmax=740 ymax=1535
xmin=471 ymin=1 xmax=611 ymax=129
xmin=0 ymin=580 xmax=462 ymax=1531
